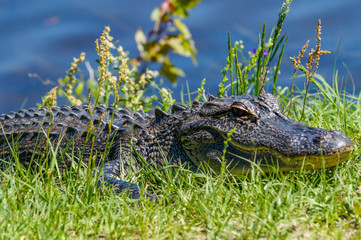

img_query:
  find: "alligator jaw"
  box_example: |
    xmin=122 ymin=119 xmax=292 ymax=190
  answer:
xmin=279 ymin=147 xmax=353 ymax=171
xmin=228 ymin=131 xmax=354 ymax=174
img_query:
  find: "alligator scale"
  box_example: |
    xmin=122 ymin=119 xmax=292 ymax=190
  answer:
xmin=0 ymin=94 xmax=354 ymax=199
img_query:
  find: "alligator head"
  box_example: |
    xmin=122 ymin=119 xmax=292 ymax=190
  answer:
xmin=171 ymin=93 xmax=353 ymax=174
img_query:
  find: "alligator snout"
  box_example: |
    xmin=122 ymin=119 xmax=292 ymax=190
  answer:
xmin=312 ymin=130 xmax=354 ymax=157
xmin=282 ymin=128 xmax=354 ymax=171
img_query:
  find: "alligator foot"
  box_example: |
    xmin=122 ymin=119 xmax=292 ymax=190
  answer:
xmin=98 ymin=176 xmax=157 ymax=201
xmin=95 ymin=160 xmax=157 ymax=201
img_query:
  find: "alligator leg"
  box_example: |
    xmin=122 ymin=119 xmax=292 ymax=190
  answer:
xmin=95 ymin=160 xmax=157 ymax=201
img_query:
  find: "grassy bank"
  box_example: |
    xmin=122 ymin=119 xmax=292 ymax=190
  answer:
xmin=1 ymin=74 xmax=361 ymax=240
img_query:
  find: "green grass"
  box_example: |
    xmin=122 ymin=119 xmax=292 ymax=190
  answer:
xmin=1 ymin=81 xmax=361 ymax=239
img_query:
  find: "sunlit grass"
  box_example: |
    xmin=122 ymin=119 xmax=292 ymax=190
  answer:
xmin=1 ymin=83 xmax=361 ymax=239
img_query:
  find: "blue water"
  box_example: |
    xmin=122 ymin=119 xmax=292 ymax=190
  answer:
xmin=1 ymin=0 xmax=360 ymax=113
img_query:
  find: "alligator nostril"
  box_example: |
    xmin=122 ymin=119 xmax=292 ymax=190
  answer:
xmin=312 ymin=130 xmax=354 ymax=151
xmin=312 ymin=131 xmax=331 ymax=145
xmin=313 ymin=134 xmax=323 ymax=145
xmin=313 ymin=135 xmax=323 ymax=145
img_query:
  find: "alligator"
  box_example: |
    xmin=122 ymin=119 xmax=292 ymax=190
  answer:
xmin=0 ymin=93 xmax=354 ymax=200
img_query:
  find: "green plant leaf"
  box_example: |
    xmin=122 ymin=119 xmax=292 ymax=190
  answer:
xmin=170 ymin=0 xmax=202 ymax=17
xmin=150 ymin=7 xmax=161 ymax=22
xmin=135 ymin=28 xmax=147 ymax=57
xmin=160 ymin=59 xmax=185 ymax=83
xmin=354 ymin=202 xmax=361 ymax=216
xmin=75 ymin=82 xmax=84 ymax=96
xmin=174 ymin=19 xmax=191 ymax=39
xmin=145 ymin=40 xmax=170 ymax=62
xmin=173 ymin=19 xmax=197 ymax=64
xmin=161 ymin=35 xmax=185 ymax=56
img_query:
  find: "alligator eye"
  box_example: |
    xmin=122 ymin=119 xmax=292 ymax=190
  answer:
xmin=232 ymin=107 xmax=253 ymax=118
